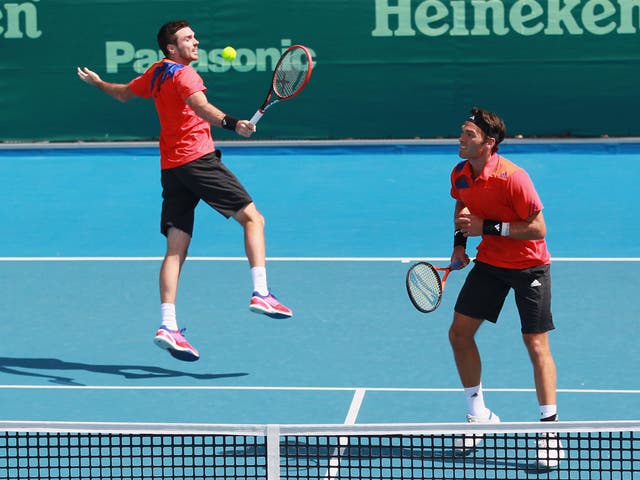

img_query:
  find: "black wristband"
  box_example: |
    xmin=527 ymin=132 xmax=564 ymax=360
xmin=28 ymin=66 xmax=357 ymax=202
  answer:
xmin=454 ymin=230 xmax=467 ymax=248
xmin=483 ymin=219 xmax=503 ymax=236
xmin=221 ymin=115 xmax=239 ymax=131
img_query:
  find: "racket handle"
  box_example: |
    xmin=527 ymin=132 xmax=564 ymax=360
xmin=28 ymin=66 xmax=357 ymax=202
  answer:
xmin=249 ymin=110 xmax=263 ymax=125
xmin=450 ymin=258 xmax=464 ymax=270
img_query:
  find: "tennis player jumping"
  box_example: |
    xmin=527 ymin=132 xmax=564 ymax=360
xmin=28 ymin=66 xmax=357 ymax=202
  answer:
xmin=77 ymin=20 xmax=293 ymax=362
xmin=448 ymin=107 xmax=564 ymax=468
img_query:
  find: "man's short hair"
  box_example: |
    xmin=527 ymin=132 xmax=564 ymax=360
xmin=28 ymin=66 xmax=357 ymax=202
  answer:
xmin=157 ymin=20 xmax=190 ymax=56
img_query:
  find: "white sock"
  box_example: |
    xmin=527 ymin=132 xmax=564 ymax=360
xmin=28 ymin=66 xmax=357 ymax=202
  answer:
xmin=540 ymin=405 xmax=558 ymax=421
xmin=464 ymin=384 xmax=490 ymax=418
xmin=160 ymin=303 xmax=178 ymax=331
xmin=251 ymin=266 xmax=268 ymax=296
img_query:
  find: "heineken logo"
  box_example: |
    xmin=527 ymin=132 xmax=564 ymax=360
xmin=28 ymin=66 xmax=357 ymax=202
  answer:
xmin=372 ymin=0 xmax=640 ymax=37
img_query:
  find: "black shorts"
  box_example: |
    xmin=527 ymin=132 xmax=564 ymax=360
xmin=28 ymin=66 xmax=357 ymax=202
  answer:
xmin=454 ymin=261 xmax=554 ymax=334
xmin=160 ymin=150 xmax=253 ymax=237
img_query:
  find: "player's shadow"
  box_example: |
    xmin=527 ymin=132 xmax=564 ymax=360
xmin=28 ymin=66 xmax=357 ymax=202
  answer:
xmin=0 ymin=357 xmax=247 ymax=386
xmin=224 ymin=442 xmax=537 ymax=475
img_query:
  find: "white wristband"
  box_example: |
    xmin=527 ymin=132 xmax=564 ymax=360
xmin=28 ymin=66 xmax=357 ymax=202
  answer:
xmin=501 ymin=222 xmax=510 ymax=237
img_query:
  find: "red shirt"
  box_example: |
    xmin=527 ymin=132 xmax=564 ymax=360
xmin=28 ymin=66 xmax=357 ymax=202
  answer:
xmin=450 ymin=154 xmax=551 ymax=269
xmin=128 ymin=60 xmax=214 ymax=170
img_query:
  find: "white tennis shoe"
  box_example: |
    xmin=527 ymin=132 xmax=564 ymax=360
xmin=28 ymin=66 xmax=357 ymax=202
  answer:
xmin=536 ymin=431 xmax=566 ymax=469
xmin=454 ymin=410 xmax=501 ymax=454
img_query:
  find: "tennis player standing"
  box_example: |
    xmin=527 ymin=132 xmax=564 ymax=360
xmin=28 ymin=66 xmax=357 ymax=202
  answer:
xmin=77 ymin=20 xmax=292 ymax=362
xmin=448 ymin=107 xmax=563 ymax=468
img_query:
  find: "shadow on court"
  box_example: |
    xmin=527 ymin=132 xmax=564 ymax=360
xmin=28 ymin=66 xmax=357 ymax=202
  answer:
xmin=227 ymin=441 xmax=546 ymax=475
xmin=0 ymin=357 xmax=247 ymax=386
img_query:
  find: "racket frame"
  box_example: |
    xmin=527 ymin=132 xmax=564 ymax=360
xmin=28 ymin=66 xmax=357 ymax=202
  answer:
xmin=405 ymin=261 xmax=455 ymax=313
xmin=250 ymin=44 xmax=313 ymax=125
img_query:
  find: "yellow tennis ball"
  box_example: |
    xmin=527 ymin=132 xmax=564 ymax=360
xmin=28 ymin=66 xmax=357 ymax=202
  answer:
xmin=222 ymin=46 xmax=237 ymax=62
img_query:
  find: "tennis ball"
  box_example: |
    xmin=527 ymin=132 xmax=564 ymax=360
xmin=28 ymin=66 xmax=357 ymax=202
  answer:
xmin=222 ymin=46 xmax=237 ymax=62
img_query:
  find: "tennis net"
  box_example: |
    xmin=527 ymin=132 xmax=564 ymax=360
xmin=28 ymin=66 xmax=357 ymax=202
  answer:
xmin=0 ymin=420 xmax=638 ymax=479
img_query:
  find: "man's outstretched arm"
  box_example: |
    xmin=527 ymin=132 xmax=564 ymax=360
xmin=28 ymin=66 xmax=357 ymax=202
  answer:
xmin=77 ymin=66 xmax=134 ymax=103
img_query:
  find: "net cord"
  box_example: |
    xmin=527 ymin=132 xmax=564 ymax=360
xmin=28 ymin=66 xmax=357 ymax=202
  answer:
xmin=1 ymin=420 xmax=638 ymax=435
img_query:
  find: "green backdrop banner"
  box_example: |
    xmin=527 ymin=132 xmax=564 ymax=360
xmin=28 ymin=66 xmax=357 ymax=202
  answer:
xmin=2 ymin=0 xmax=639 ymax=141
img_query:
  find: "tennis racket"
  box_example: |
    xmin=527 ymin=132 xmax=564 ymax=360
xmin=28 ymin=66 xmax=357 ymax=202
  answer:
xmin=406 ymin=259 xmax=463 ymax=313
xmin=249 ymin=44 xmax=313 ymax=125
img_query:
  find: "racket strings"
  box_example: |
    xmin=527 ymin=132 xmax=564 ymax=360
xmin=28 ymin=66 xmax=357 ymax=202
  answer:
xmin=274 ymin=50 xmax=310 ymax=98
xmin=408 ymin=264 xmax=442 ymax=311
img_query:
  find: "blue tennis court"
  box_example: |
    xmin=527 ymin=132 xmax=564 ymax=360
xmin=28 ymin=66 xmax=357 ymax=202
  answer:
xmin=0 ymin=141 xmax=638 ymax=428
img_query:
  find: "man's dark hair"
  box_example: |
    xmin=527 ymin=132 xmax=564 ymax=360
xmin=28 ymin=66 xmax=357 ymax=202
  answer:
xmin=468 ymin=107 xmax=506 ymax=153
xmin=157 ymin=20 xmax=190 ymax=56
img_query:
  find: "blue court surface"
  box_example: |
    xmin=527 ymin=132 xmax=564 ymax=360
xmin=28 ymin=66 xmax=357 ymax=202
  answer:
xmin=0 ymin=140 xmax=638 ymax=426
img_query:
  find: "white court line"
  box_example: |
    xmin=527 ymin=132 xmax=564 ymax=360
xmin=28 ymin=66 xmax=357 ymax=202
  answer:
xmin=0 ymin=385 xmax=637 ymax=394
xmin=344 ymin=388 xmax=366 ymax=424
xmin=324 ymin=389 xmax=366 ymax=479
xmin=0 ymin=256 xmax=639 ymax=262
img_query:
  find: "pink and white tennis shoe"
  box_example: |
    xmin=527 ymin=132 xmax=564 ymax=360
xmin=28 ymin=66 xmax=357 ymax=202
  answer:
xmin=249 ymin=291 xmax=293 ymax=319
xmin=153 ymin=326 xmax=200 ymax=362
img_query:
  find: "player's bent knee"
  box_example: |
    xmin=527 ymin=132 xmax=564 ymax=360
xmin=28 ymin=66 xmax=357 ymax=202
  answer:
xmin=522 ymin=333 xmax=552 ymax=357
xmin=449 ymin=324 xmax=474 ymax=349
xmin=235 ymin=203 xmax=265 ymax=227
